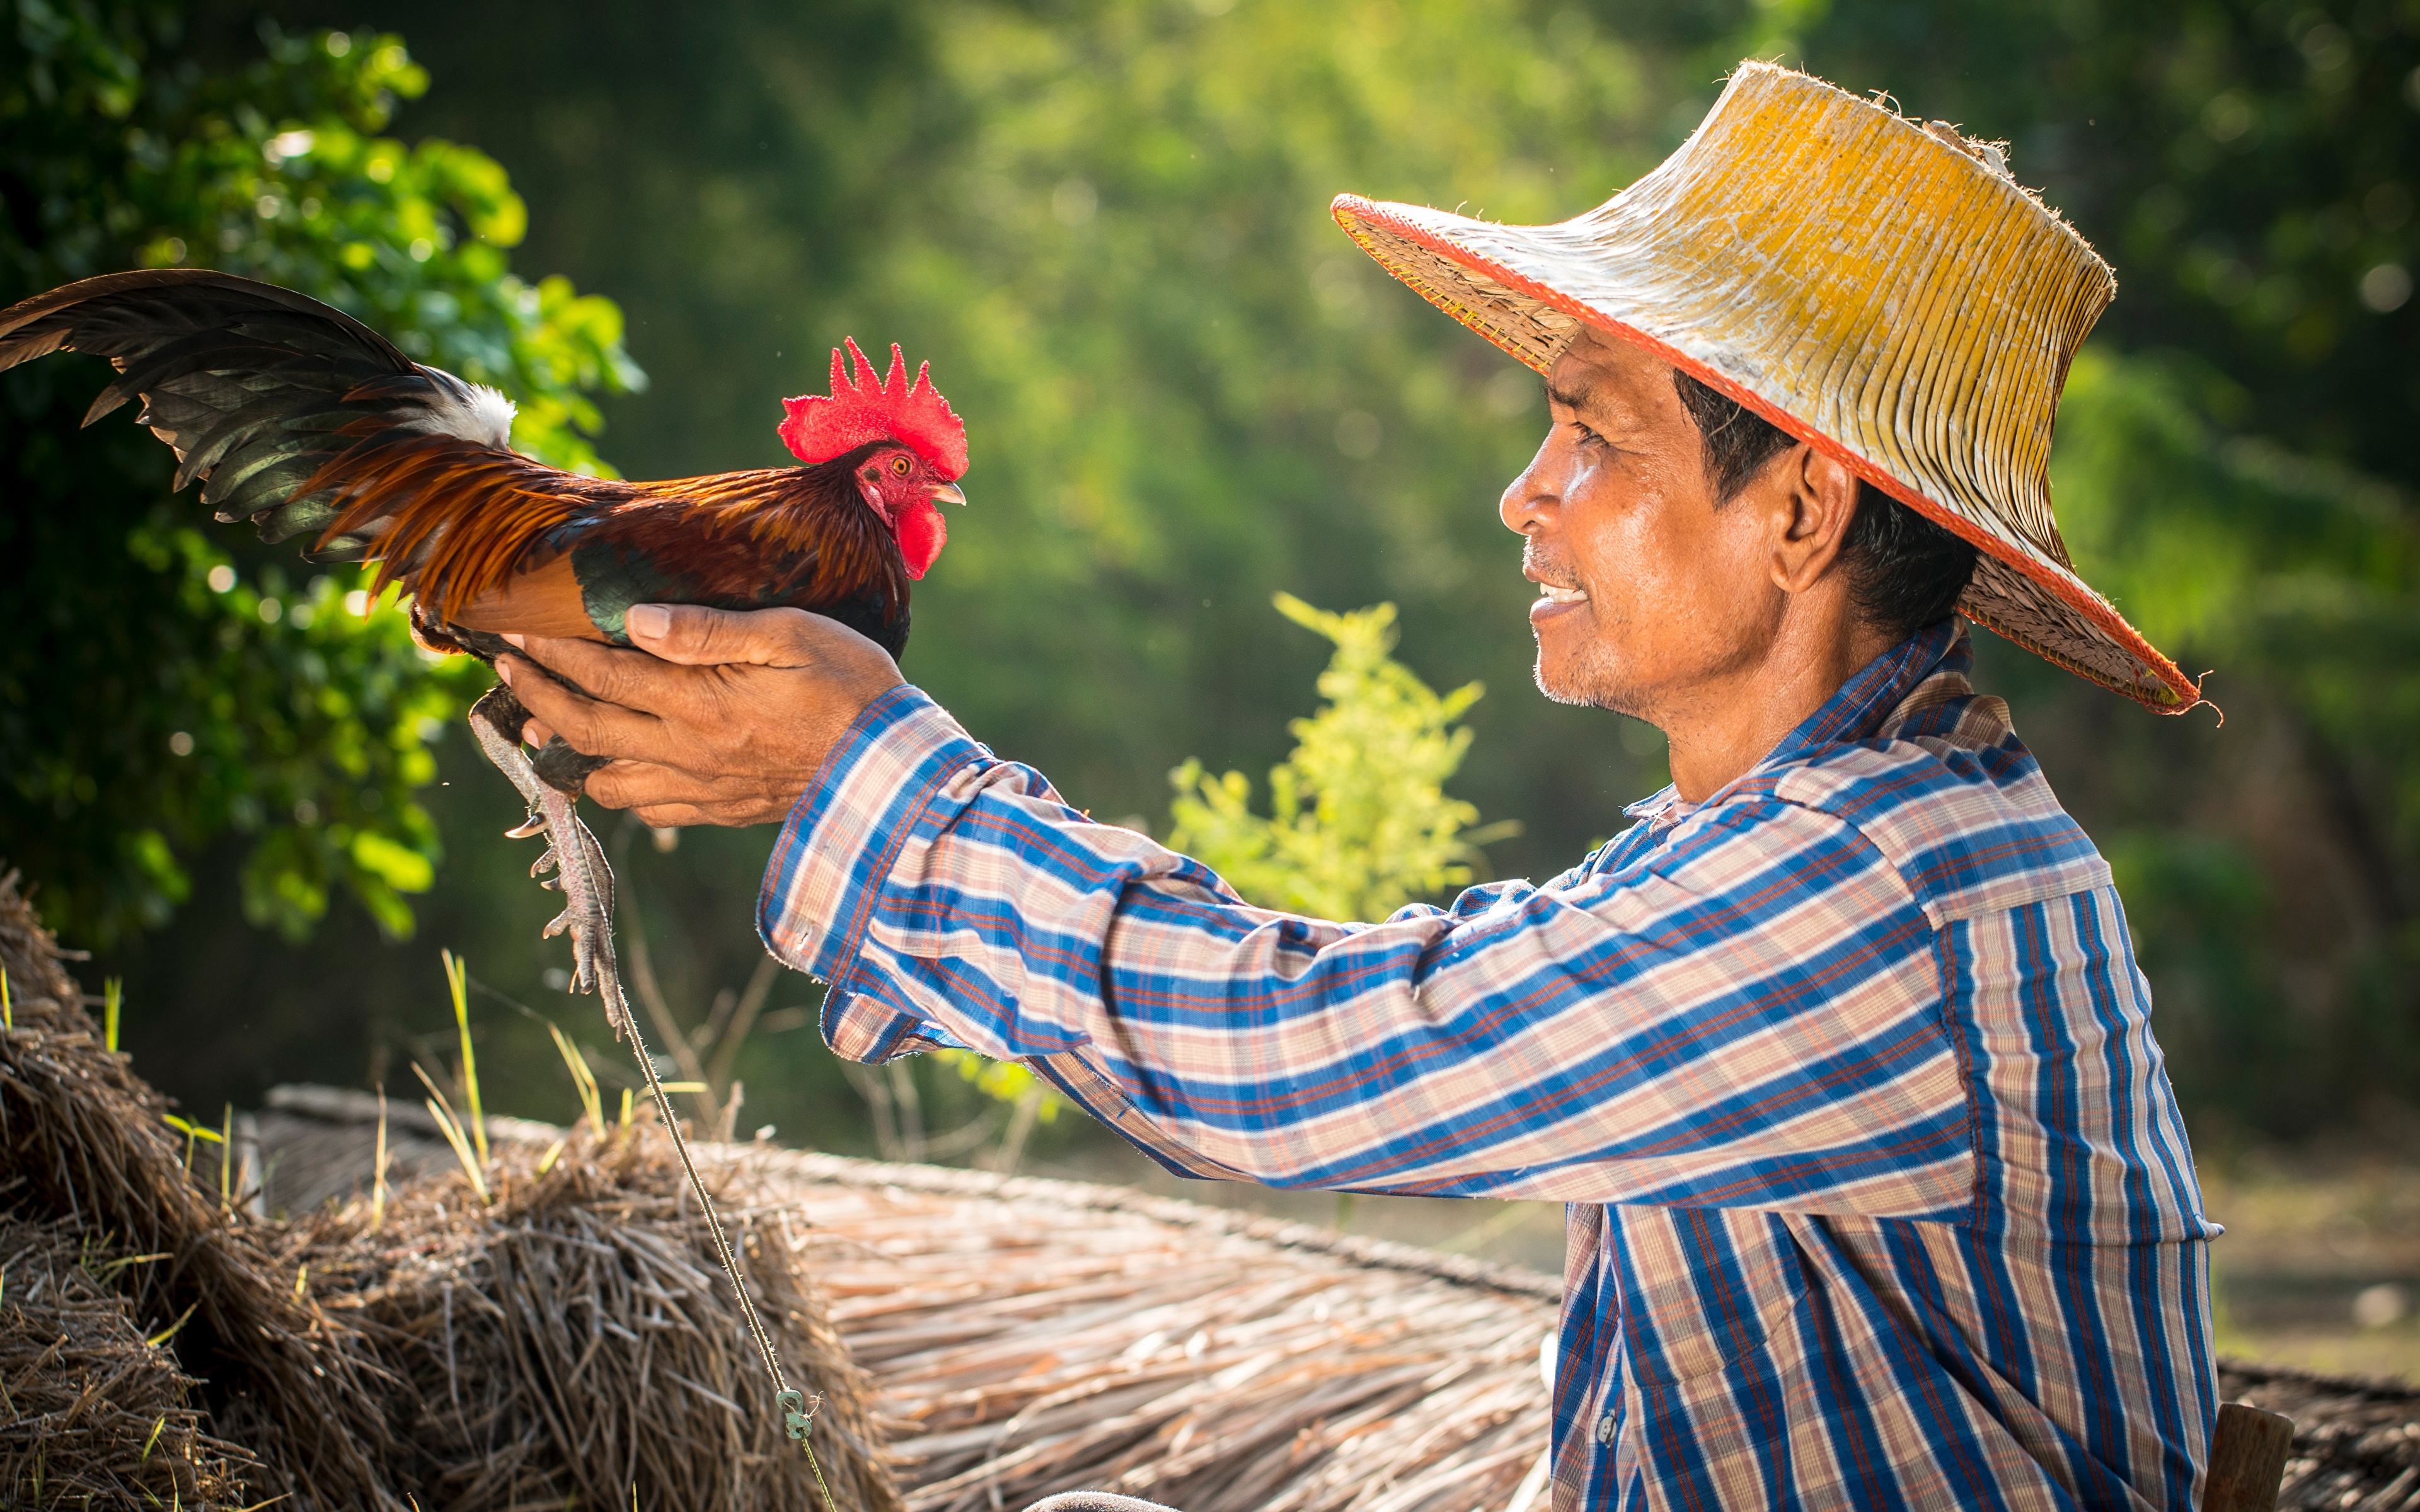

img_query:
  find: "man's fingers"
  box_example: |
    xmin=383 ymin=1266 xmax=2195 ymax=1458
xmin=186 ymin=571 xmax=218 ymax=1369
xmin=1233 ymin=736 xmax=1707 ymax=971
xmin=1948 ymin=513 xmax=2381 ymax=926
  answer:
xmin=625 ymin=603 xmax=820 ymax=668
xmin=583 ymin=757 xmax=725 ymax=813
xmin=496 ymin=656 xmax=659 ymax=760
xmin=587 ymin=760 xmax=788 ymax=827
xmin=509 ymin=632 xmax=703 ymax=718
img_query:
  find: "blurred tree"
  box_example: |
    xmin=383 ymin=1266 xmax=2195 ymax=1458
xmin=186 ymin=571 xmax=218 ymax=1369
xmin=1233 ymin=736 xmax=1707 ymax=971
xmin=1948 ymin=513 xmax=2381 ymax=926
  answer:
xmin=0 ymin=1 xmax=640 ymax=944
xmin=2040 ymin=346 xmax=2420 ymax=1131
xmin=839 ymin=0 xmax=1685 ymax=855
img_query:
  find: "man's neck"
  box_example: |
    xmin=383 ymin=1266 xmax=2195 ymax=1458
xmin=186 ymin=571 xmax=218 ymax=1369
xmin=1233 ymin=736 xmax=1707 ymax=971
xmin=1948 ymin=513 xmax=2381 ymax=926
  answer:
xmin=1653 ymin=617 xmax=1896 ymax=803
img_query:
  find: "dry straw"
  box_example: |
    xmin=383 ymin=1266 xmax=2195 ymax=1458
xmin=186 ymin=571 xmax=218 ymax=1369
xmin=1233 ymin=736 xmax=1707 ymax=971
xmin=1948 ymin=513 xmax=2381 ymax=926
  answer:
xmin=0 ymin=867 xmax=897 ymax=1510
xmin=255 ymin=1081 xmax=2420 ymax=1512
xmin=0 ymin=1208 xmax=255 ymax=1504
xmin=742 ymin=1155 xmax=1558 ymax=1512
xmin=0 ymin=866 xmax=403 ymax=1506
xmin=271 ymin=1125 xmax=898 ymax=1512
xmin=16 ymin=856 xmax=2412 ymax=1509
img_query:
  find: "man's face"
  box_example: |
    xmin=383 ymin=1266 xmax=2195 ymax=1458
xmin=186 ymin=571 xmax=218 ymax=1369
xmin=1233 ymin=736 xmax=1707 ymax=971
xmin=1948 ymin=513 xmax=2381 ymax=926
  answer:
xmin=1501 ymin=329 xmax=1782 ymax=721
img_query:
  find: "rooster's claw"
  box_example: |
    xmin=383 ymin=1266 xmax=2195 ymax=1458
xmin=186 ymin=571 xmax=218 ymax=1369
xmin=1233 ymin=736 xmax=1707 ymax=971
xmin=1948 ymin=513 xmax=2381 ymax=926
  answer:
xmin=466 ymin=685 xmax=635 ymax=1041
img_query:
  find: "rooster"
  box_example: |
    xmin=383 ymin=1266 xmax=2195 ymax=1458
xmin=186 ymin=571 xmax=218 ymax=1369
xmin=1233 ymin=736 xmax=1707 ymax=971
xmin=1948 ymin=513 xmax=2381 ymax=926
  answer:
xmin=0 ymin=267 xmax=968 ymax=1037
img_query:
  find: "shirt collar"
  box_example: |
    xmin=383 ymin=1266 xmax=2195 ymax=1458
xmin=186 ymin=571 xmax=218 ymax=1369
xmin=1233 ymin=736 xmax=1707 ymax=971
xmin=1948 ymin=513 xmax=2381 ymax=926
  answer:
xmin=1620 ymin=619 xmax=1968 ymax=828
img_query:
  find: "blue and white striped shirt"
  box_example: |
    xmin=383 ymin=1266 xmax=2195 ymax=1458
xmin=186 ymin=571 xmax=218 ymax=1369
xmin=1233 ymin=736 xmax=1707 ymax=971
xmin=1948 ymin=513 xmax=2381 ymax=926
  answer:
xmin=760 ymin=621 xmax=2220 ymax=1509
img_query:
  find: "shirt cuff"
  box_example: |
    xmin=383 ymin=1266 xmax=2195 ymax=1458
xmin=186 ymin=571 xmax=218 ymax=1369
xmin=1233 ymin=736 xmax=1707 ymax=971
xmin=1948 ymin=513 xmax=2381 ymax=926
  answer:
xmin=754 ymin=683 xmax=990 ymax=997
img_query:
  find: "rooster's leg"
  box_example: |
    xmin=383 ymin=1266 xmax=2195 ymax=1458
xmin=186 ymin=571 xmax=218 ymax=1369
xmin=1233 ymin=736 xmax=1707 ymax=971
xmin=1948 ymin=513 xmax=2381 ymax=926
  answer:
xmin=466 ymin=687 xmax=637 ymax=1041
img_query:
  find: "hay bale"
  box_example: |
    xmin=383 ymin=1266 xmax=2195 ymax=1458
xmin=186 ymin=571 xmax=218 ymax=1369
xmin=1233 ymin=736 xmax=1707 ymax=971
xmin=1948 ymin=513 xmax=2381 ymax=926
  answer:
xmin=0 ymin=1208 xmax=254 ymax=1505
xmin=0 ymin=868 xmax=899 ymax=1510
xmin=0 ymin=866 xmax=403 ymax=1507
xmin=277 ymin=1123 xmax=900 ymax=1512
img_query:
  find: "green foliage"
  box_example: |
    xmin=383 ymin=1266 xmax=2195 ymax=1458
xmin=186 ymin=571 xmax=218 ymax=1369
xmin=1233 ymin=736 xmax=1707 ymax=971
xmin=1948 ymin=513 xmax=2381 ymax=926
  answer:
xmin=935 ymin=1050 xmax=1064 ymax=1127
xmin=1170 ymin=593 xmax=1507 ymax=922
xmin=0 ymin=1 xmax=640 ymax=944
xmin=2102 ymin=828 xmax=2291 ymax=1133
xmin=946 ymin=593 xmax=1502 ymax=1125
xmin=2057 ymin=348 xmax=2420 ymax=826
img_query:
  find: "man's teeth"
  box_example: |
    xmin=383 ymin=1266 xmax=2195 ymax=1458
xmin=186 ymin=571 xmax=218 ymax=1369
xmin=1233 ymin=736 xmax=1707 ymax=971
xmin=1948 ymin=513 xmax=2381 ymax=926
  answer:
xmin=1537 ymin=583 xmax=1589 ymax=604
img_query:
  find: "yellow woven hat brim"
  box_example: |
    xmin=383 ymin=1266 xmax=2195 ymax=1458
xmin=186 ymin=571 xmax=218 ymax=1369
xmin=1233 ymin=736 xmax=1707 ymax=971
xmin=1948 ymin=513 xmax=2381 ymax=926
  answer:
xmin=1332 ymin=61 xmax=2203 ymax=713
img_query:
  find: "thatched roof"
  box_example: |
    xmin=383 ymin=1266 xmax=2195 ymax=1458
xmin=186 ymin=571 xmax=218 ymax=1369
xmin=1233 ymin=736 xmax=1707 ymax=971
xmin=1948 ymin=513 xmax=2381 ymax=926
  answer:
xmin=261 ymin=1086 xmax=2420 ymax=1512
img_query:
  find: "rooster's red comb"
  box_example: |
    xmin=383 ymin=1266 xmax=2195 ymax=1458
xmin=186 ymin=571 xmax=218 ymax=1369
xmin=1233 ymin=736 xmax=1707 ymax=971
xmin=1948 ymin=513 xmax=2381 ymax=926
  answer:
xmin=778 ymin=338 xmax=968 ymax=479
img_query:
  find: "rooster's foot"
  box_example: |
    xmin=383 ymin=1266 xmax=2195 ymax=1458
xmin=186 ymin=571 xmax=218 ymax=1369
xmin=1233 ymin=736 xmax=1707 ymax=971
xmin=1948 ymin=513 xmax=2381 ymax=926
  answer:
xmin=466 ymin=687 xmax=636 ymax=1041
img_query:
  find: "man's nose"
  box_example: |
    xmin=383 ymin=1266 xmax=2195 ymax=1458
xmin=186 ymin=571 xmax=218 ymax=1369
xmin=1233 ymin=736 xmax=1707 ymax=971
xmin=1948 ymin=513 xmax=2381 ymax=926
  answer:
xmin=1500 ymin=432 xmax=1561 ymax=536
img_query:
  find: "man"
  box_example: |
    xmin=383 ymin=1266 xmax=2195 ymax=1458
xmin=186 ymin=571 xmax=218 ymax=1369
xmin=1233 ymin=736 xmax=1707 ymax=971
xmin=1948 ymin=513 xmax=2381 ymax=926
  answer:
xmin=502 ymin=63 xmax=2220 ymax=1510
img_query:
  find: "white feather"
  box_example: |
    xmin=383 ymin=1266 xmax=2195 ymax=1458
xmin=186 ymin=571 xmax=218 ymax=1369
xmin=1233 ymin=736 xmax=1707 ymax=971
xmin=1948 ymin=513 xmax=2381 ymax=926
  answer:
xmin=408 ymin=369 xmax=517 ymax=449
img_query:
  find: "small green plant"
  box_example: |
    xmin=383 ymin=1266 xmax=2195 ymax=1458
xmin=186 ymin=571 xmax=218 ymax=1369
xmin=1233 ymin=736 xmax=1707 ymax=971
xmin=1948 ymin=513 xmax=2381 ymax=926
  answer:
xmin=442 ymin=949 xmax=488 ymax=1168
xmin=415 ymin=949 xmax=493 ymax=1202
xmin=161 ymin=1112 xmax=222 ymax=1174
xmin=371 ymin=1090 xmax=389 ymax=1233
xmin=931 ymin=1051 xmax=1064 ymax=1171
xmin=1169 ymin=593 xmax=1512 ymax=922
xmin=548 ymin=1020 xmax=608 ymax=1140
xmin=414 ymin=1060 xmax=488 ymax=1205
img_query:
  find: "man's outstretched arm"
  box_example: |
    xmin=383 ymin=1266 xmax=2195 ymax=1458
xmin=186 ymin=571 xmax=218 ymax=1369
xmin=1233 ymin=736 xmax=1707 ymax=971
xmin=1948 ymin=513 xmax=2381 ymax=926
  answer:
xmin=502 ymin=605 xmax=1972 ymax=1209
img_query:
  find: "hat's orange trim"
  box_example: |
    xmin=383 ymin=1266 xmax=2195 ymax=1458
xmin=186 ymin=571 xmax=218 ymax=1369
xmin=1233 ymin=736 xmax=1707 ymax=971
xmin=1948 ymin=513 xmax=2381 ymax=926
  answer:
xmin=1331 ymin=193 xmax=2206 ymax=715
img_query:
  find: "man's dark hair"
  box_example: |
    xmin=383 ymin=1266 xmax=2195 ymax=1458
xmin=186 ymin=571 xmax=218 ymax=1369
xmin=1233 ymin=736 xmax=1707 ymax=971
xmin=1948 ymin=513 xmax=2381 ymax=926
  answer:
xmin=1671 ymin=370 xmax=1978 ymax=643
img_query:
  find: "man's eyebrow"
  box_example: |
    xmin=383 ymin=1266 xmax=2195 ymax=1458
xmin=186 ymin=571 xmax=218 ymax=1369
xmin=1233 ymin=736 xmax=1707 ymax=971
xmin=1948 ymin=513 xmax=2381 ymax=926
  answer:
xmin=1545 ymin=379 xmax=1594 ymax=411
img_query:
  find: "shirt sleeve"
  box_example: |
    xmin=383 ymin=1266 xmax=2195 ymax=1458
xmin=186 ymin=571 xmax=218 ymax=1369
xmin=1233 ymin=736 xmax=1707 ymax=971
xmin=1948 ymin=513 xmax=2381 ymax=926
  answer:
xmin=759 ymin=685 xmax=1976 ymax=1214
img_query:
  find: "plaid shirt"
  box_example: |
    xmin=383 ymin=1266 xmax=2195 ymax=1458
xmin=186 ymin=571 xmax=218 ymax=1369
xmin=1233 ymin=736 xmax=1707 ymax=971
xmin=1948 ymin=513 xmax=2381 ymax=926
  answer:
xmin=760 ymin=621 xmax=2220 ymax=1510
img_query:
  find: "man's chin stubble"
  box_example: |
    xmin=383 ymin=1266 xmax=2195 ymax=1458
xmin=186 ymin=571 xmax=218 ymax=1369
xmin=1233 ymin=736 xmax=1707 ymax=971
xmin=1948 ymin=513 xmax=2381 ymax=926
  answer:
xmin=1532 ymin=649 xmax=1634 ymax=713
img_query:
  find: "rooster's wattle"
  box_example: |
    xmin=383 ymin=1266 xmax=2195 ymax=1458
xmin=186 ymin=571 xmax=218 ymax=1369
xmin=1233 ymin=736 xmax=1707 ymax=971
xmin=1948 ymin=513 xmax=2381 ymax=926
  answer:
xmin=0 ymin=267 xmax=969 ymax=1038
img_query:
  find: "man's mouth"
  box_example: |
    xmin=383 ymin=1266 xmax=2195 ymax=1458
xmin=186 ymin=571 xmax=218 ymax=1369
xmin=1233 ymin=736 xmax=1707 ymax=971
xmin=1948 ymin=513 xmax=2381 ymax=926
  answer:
xmin=1526 ymin=568 xmax=1591 ymax=630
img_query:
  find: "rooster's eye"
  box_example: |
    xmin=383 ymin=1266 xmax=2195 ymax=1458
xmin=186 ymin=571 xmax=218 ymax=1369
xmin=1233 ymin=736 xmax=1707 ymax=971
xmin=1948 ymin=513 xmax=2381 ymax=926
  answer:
xmin=890 ymin=455 xmax=911 ymax=476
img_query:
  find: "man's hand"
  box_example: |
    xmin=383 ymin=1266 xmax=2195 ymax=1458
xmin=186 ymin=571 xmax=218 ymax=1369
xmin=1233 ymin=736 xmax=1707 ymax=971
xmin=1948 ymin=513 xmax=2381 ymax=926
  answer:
xmin=497 ymin=604 xmax=904 ymax=827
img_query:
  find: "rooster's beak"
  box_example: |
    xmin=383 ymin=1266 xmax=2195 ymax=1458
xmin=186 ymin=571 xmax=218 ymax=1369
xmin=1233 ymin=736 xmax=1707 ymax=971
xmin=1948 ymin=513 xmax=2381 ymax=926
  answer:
xmin=930 ymin=482 xmax=967 ymax=507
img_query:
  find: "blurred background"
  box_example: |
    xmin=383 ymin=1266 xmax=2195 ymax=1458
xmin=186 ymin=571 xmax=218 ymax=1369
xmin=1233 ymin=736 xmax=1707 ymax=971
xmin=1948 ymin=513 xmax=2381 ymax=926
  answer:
xmin=4 ymin=0 xmax=2415 ymax=1374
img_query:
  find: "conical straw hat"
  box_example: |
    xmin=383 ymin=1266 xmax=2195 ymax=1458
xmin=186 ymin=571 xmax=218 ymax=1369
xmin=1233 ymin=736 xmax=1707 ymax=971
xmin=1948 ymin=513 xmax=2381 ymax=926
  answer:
xmin=1333 ymin=60 xmax=2201 ymax=712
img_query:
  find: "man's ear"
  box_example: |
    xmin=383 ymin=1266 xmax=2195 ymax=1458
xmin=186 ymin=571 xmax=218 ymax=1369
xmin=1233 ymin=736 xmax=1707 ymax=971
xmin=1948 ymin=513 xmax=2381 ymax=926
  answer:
xmin=1767 ymin=444 xmax=1862 ymax=595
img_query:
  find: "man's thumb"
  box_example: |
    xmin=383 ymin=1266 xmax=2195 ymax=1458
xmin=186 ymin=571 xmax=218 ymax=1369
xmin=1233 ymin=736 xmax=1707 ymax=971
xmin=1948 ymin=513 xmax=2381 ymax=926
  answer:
xmin=626 ymin=603 xmax=801 ymax=667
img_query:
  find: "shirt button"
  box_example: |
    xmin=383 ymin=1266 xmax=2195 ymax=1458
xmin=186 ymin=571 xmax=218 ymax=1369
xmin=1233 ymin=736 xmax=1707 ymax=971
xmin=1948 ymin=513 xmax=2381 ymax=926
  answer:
xmin=1595 ymin=1411 xmax=1616 ymax=1445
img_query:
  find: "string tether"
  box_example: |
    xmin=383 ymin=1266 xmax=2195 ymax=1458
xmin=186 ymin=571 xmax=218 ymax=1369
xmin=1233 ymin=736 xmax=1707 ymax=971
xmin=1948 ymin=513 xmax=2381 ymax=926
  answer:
xmin=590 ymin=894 xmax=841 ymax=1509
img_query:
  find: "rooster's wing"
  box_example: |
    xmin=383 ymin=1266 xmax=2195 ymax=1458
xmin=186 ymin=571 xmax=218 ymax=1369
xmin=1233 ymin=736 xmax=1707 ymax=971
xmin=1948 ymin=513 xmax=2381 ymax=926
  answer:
xmin=0 ymin=268 xmax=616 ymax=622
